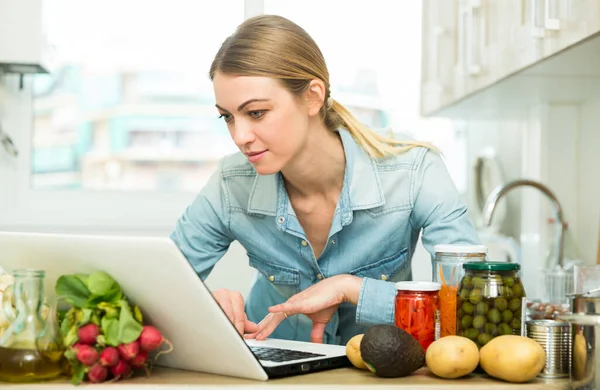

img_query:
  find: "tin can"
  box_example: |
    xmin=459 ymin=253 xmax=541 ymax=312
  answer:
xmin=395 ymin=281 xmax=441 ymax=351
xmin=526 ymin=319 xmax=571 ymax=378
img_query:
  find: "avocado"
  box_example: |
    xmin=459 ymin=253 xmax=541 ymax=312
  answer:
xmin=359 ymin=324 xmax=425 ymax=378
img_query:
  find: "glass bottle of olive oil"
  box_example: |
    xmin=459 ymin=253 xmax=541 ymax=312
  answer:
xmin=0 ymin=269 xmax=65 ymax=382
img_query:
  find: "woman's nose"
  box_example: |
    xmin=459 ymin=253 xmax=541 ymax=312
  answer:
xmin=231 ymin=121 xmax=256 ymax=147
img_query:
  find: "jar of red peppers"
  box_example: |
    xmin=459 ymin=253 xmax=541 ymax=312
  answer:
xmin=394 ymin=281 xmax=441 ymax=351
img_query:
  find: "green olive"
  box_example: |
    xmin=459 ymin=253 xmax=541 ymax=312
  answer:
xmin=475 ymin=301 xmax=489 ymax=315
xmin=472 ymin=276 xmax=486 ymax=289
xmin=494 ymin=297 xmax=508 ymax=311
xmin=498 ymin=323 xmax=512 ymax=335
xmin=502 ymin=286 xmax=514 ymax=299
xmin=461 ymin=315 xmax=473 ymax=329
xmin=460 ymin=288 xmax=471 ymax=300
xmin=484 ymin=323 xmax=498 ymax=336
xmin=462 ymin=301 xmax=474 ymax=315
xmin=502 ymin=309 xmax=513 ymax=323
xmin=487 ymin=308 xmax=501 ymax=324
xmin=457 ymin=308 xmax=465 ymax=318
xmin=469 ymin=288 xmax=483 ymax=305
xmin=465 ymin=328 xmax=479 ymax=341
xmin=478 ymin=333 xmax=492 ymax=346
xmin=514 ymin=308 xmax=522 ymax=319
xmin=510 ymin=318 xmax=522 ymax=330
xmin=512 ymin=283 xmax=524 ymax=298
xmin=503 ymin=277 xmax=515 ymax=287
xmin=473 ymin=315 xmax=486 ymax=329
xmin=508 ymin=298 xmax=522 ymax=312
xmin=462 ymin=276 xmax=473 ymax=289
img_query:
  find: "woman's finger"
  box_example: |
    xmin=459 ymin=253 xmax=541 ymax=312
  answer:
xmin=255 ymin=312 xmax=287 ymax=340
xmin=230 ymin=291 xmax=246 ymax=335
xmin=310 ymin=322 xmax=327 ymax=344
xmin=244 ymin=313 xmax=259 ymax=334
xmin=213 ymin=290 xmax=235 ymax=325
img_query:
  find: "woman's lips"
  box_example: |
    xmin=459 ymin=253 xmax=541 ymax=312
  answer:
xmin=246 ymin=150 xmax=267 ymax=163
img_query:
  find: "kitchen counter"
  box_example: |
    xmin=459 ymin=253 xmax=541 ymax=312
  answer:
xmin=2 ymin=366 xmax=569 ymax=389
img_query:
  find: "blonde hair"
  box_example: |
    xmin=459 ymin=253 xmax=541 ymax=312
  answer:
xmin=209 ymin=15 xmax=436 ymax=159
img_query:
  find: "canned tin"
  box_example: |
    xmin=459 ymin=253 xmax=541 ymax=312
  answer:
xmin=526 ymin=319 xmax=571 ymax=378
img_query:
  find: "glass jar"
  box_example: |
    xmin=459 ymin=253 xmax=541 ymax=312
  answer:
xmin=0 ymin=269 xmax=65 ymax=382
xmin=433 ymin=245 xmax=487 ymax=337
xmin=394 ymin=281 xmax=440 ymax=351
xmin=456 ymin=262 xmax=526 ymax=348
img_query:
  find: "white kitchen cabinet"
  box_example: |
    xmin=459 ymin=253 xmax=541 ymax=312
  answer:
xmin=421 ymin=0 xmax=600 ymax=116
xmin=421 ymin=0 xmax=459 ymax=115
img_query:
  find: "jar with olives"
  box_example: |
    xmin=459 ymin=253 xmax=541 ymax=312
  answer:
xmin=456 ymin=261 xmax=526 ymax=348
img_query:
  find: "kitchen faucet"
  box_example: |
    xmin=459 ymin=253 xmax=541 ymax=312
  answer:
xmin=481 ymin=179 xmax=565 ymax=268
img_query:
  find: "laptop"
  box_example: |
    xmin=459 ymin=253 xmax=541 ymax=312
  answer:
xmin=0 ymin=231 xmax=350 ymax=380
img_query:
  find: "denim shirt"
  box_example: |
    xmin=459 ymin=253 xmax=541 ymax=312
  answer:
xmin=170 ymin=129 xmax=480 ymax=345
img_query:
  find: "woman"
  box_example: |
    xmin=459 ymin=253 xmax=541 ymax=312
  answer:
xmin=170 ymin=14 xmax=480 ymax=346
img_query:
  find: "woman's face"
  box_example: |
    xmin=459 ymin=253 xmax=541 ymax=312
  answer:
xmin=213 ymin=72 xmax=311 ymax=175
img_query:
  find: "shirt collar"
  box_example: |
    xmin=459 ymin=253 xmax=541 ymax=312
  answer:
xmin=247 ymin=129 xmax=385 ymax=215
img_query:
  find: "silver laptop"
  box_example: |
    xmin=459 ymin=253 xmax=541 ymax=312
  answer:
xmin=0 ymin=231 xmax=349 ymax=380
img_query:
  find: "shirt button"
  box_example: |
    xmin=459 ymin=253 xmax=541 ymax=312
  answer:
xmin=277 ymin=216 xmax=285 ymax=224
xmin=381 ymin=274 xmax=388 ymax=281
xmin=317 ymin=274 xmax=324 ymax=280
xmin=268 ymin=275 xmax=275 ymax=282
xmin=301 ymin=240 xmax=308 ymax=247
xmin=331 ymin=239 xmax=336 ymax=245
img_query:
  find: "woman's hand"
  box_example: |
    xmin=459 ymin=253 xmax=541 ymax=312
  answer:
xmin=212 ymin=288 xmax=258 ymax=336
xmin=246 ymin=275 xmax=363 ymax=343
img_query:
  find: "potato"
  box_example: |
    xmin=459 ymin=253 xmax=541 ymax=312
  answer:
xmin=345 ymin=334 xmax=367 ymax=369
xmin=480 ymin=335 xmax=546 ymax=383
xmin=426 ymin=336 xmax=479 ymax=379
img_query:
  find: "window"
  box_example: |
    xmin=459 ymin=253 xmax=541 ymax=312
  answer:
xmin=1 ymin=1 xmax=465 ymax=232
xmin=32 ymin=0 xmax=244 ymax=191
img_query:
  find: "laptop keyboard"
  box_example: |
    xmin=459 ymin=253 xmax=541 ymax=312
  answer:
xmin=250 ymin=346 xmax=325 ymax=362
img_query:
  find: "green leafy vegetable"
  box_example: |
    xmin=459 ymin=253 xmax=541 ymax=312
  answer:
xmin=55 ymin=276 xmax=91 ymax=308
xmin=101 ymin=316 xmax=120 ymax=347
xmin=117 ymin=300 xmax=143 ymax=344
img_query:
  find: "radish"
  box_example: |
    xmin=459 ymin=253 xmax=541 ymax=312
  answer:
xmin=139 ymin=325 xmax=170 ymax=352
xmin=74 ymin=344 xmax=98 ymax=366
xmin=110 ymin=359 xmax=131 ymax=379
xmin=77 ymin=323 xmax=100 ymax=345
xmin=118 ymin=341 xmax=140 ymax=361
xmin=99 ymin=346 xmax=119 ymax=367
xmin=130 ymin=350 xmax=148 ymax=369
xmin=87 ymin=364 xmax=108 ymax=383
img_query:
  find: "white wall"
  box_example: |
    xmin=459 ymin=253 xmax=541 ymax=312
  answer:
xmin=577 ymin=98 xmax=600 ymax=263
xmin=459 ymin=99 xmax=600 ymax=299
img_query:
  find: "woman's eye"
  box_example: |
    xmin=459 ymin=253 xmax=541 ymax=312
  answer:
xmin=218 ymin=113 xmax=232 ymax=123
xmin=249 ymin=110 xmax=265 ymax=119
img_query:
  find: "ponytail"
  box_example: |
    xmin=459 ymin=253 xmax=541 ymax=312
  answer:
xmin=326 ymin=99 xmax=439 ymax=158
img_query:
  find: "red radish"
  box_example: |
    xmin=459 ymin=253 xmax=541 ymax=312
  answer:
xmin=87 ymin=364 xmax=108 ymax=383
xmin=130 ymin=350 xmax=148 ymax=369
xmin=118 ymin=341 xmax=139 ymax=361
xmin=110 ymin=359 xmax=131 ymax=378
xmin=75 ymin=344 xmax=98 ymax=366
xmin=99 ymin=346 xmax=119 ymax=367
xmin=77 ymin=323 xmax=100 ymax=345
xmin=139 ymin=326 xmax=164 ymax=351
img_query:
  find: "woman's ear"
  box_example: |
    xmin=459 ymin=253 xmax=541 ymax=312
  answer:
xmin=305 ymin=79 xmax=326 ymax=117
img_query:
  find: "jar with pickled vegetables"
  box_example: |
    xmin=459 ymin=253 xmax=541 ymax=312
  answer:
xmin=456 ymin=262 xmax=526 ymax=348
xmin=395 ymin=281 xmax=440 ymax=352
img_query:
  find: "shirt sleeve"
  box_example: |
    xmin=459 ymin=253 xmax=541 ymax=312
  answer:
xmin=354 ymin=148 xmax=481 ymax=327
xmin=410 ymin=148 xmax=481 ymax=257
xmin=169 ymin=161 xmax=235 ymax=280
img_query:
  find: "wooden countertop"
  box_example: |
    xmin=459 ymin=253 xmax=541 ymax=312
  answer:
xmin=2 ymin=366 xmax=569 ymax=389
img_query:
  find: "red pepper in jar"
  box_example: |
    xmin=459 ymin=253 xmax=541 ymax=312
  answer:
xmin=394 ymin=281 xmax=441 ymax=351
